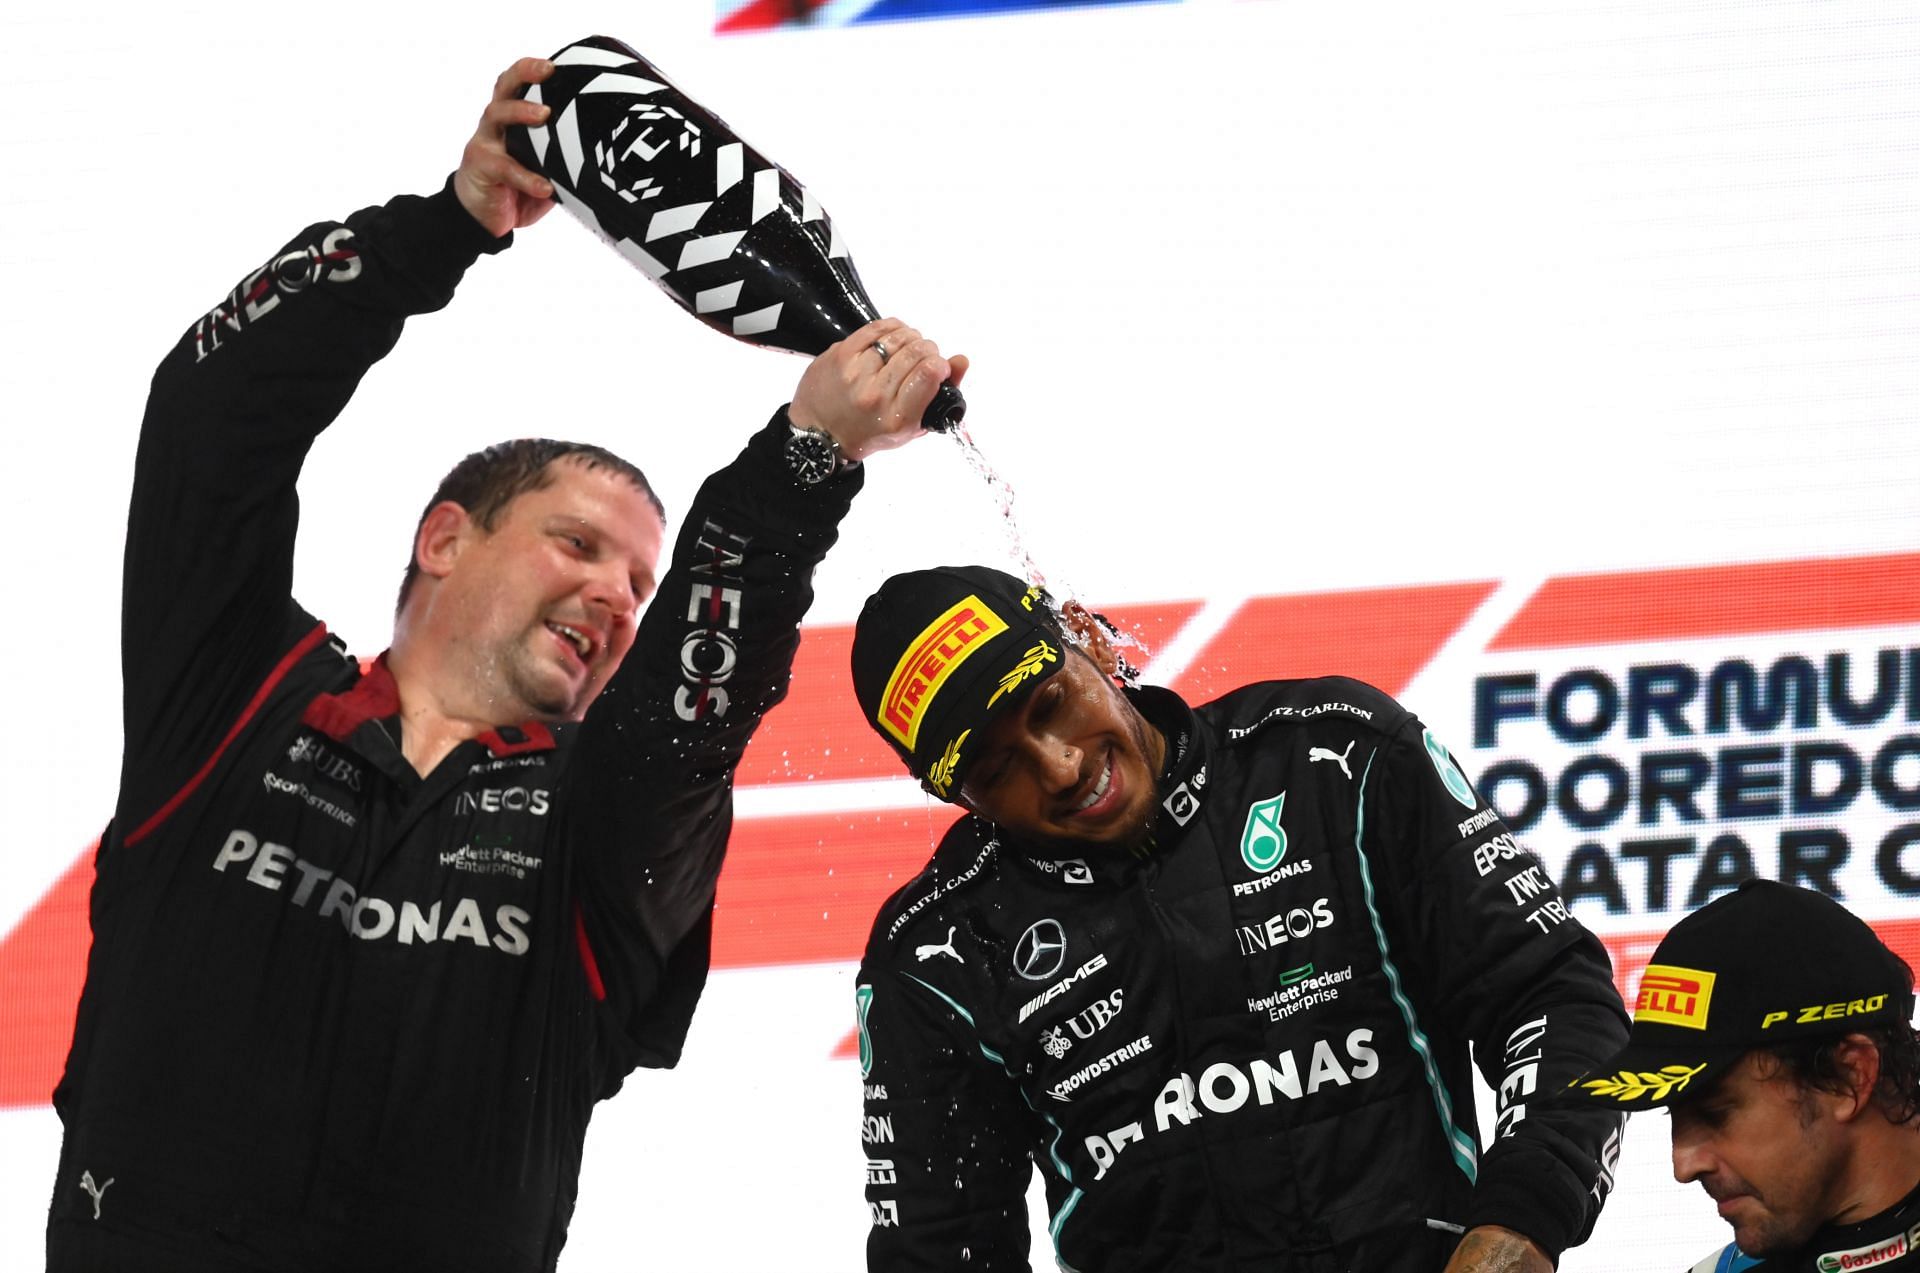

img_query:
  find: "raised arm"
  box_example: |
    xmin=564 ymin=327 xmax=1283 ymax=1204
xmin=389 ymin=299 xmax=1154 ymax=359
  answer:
xmin=565 ymin=320 xmax=964 ymax=1067
xmin=117 ymin=59 xmax=552 ymax=825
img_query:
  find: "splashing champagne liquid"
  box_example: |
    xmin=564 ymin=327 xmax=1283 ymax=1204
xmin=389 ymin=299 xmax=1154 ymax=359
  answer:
xmin=948 ymin=424 xmax=1045 ymax=591
xmin=946 ymin=427 xmax=1152 ymax=682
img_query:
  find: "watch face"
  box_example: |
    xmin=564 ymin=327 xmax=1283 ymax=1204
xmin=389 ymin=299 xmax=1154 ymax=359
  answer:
xmin=786 ymin=429 xmax=839 ymax=485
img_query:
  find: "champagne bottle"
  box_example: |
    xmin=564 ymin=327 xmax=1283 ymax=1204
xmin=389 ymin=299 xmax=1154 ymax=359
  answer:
xmin=507 ymin=36 xmax=966 ymax=431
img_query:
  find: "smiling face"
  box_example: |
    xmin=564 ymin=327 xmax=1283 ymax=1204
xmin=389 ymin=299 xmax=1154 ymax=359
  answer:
xmin=955 ymin=647 xmax=1167 ymax=852
xmin=1669 ymin=1051 xmax=1849 ymax=1256
xmin=419 ymin=457 xmax=665 ymax=723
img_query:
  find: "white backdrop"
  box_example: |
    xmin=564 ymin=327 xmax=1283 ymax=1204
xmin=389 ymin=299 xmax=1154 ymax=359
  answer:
xmin=3 ymin=1 xmax=1918 ymax=1269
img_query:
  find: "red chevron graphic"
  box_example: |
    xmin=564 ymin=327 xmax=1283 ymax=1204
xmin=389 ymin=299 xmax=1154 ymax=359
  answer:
xmin=1490 ymin=552 xmax=1920 ymax=651
xmin=11 ymin=555 xmax=1914 ymax=1106
xmin=0 ymin=850 xmax=93 ymax=1106
xmin=717 ymin=0 xmax=830 ymax=34
xmin=1164 ymin=582 xmax=1496 ymax=704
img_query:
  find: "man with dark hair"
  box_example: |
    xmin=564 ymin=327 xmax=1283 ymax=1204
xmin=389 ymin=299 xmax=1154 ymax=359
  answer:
xmin=845 ymin=565 xmax=1630 ymax=1272
xmin=1566 ymin=879 xmax=1920 ymax=1272
xmin=48 ymin=56 xmax=961 ymax=1273
xmin=394 ymin=439 xmax=665 ymax=613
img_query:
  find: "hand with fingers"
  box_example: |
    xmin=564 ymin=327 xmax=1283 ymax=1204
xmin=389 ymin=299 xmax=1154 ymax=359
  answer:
xmin=454 ymin=57 xmax=559 ymax=237
xmin=1440 ymin=1225 xmax=1554 ymax=1273
xmin=788 ymin=319 xmax=971 ymax=464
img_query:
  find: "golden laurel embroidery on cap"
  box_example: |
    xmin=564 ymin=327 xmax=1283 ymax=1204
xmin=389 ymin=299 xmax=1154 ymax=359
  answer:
xmin=986 ymin=640 xmax=1059 ymax=709
xmin=878 ymin=596 xmax=1010 ymax=750
xmin=1578 ymin=1062 xmax=1707 ymax=1103
xmin=926 ymin=729 xmax=971 ymax=798
xmin=1634 ymin=964 xmax=1716 ymax=1031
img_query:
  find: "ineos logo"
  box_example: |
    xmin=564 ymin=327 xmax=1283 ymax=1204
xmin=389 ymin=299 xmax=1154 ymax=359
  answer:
xmin=1014 ymin=919 xmax=1067 ymax=981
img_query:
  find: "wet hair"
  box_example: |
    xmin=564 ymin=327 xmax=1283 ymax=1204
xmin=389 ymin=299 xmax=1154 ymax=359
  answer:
xmin=1751 ymin=956 xmax=1920 ymax=1126
xmin=395 ymin=439 xmax=665 ymax=614
xmin=1756 ymin=1023 xmax=1920 ymax=1127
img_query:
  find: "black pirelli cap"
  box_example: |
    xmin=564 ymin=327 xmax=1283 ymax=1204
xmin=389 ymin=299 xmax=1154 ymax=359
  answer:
xmin=851 ymin=565 xmax=1068 ymax=800
xmin=1566 ymin=879 xmax=1915 ymax=1111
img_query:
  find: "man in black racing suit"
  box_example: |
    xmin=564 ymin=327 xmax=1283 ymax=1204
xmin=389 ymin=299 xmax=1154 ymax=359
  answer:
xmin=846 ymin=565 xmax=1630 ymax=1272
xmin=1564 ymin=880 xmax=1920 ymax=1273
xmin=46 ymin=57 xmax=963 ymax=1272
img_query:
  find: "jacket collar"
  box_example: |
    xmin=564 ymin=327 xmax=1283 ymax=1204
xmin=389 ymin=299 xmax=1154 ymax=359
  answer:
xmin=301 ymin=652 xmax=560 ymax=759
xmin=1138 ymin=684 xmax=1212 ymax=851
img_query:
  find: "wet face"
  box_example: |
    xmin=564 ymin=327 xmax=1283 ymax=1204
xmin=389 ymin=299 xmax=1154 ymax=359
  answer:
xmin=428 ymin=460 xmax=664 ymax=722
xmin=1670 ymin=1051 xmax=1848 ymax=1256
xmin=955 ymin=648 xmax=1167 ymax=851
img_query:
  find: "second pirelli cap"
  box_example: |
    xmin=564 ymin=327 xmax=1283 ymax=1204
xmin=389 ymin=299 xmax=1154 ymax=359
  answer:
xmin=851 ymin=565 xmax=1068 ymax=800
xmin=1565 ymin=879 xmax=1915 ymax=1111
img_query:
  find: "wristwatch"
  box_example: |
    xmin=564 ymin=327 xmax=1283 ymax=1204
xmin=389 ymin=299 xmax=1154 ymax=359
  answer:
xmin=785 ymin=423 xmax=856 ymax=486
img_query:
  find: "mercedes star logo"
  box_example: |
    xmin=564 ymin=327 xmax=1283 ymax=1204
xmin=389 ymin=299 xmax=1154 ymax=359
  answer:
xmin=1014 ymin=918 xmax=1067 ymax=981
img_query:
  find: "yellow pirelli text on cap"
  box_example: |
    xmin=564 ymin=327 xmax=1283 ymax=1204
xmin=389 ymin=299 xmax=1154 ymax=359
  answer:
xmin=1635 ymin=965 xmax=1716 ymax=1030
xmin=880 ymin=598 xmax=1009 ymax=750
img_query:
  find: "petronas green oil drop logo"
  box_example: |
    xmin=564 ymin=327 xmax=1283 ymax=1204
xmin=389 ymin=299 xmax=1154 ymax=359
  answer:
xmin=855 ymin=984 xmax=875 ymax=1079
xmin=1423 ymin=729 xmax=1478 ymax=810
xmin=1240 ymin=792 xmax=1288 ymax=872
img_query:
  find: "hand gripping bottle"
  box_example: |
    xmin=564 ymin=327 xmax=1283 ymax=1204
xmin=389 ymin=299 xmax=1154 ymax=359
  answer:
xmin=507 ymin=35 xmax=966 ymax=431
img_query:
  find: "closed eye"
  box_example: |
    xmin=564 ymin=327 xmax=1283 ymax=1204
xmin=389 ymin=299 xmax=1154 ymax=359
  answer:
xmin=968 ymin=753 xmax=1011 ymax=795
xmin=1029 ymin=681 xmax=1065 ymax=724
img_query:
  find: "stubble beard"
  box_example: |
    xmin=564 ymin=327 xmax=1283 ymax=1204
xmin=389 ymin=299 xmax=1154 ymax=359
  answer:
xmin=496 ymin=631 xmax=581 ymax=723
xmin=1733 ymin=1207 xmax=1819 ymax=1260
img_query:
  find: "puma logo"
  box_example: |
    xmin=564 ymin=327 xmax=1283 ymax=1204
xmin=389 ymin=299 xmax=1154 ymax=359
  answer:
xmin=1309 ymin=740 xmax=1355 ymax=780
xmin=915 ymin=926 xmax=963 ymax=964
xmin=78 ymin=1170 xmax=114 ymax=1221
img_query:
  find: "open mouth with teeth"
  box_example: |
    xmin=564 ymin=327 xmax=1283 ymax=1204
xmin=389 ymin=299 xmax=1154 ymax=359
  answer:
xmin=1070 ymin=755 xmax=1114 ymax=816
xmin=546 ymin=621 xmax=596 ymax=667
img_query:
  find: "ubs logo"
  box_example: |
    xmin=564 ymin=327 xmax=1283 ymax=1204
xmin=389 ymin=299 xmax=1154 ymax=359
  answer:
xmin=286 ymin=733 xmax=364 ymax=792
xmin=1014 ymin=918 xmax=1067 ymax=981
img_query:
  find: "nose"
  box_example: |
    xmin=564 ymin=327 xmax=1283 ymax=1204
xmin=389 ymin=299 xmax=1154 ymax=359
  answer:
xmin=1027 ymin=734 xmax=1082 ymax=794
xmin=1670 ymin=1121 xmax=1710 ymax=1184
xmin=584 ymin=559 xmax=638 ymax=620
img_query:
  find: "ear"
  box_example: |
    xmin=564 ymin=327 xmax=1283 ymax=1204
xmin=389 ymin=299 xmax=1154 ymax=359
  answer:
xmin=1061 ymin=601 xmax=1122 ymax=679
xmin=414 ymin=500 xmax=476 ymax=585
xmin=1829 ymin=1034 xmax=1883 ymax=1123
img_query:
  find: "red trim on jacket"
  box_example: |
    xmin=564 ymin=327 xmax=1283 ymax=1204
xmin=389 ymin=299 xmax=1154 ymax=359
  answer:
xmin=126 ymin=623 xmax=333 ymax=848
xmin=301 ymin=651 xmax=401 ymax=740
xmin=573 ymin=902 xmax=608 ymax=1001
xmin=478 ymin=721 xmax=557 ymax=756
xmin=303 ymin=654 xmax=559 ymax=756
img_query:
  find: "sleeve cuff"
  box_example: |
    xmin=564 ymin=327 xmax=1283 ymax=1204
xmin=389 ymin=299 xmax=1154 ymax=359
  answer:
xmin=1462 ymin=1138 xmax=1590 ymax=1265
xmin=368 ymin=178 xmax=512 ymax=298
xmin=738 ymin=405 xmax=866 ymax=519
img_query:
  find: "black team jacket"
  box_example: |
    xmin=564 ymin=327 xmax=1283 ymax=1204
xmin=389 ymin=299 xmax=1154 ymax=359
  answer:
xmin=48 ymin=184 xmax=861 ymax=1272
xmin=856 ymin=679 xmax=1631 ymax=1272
